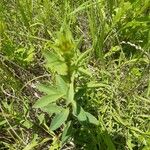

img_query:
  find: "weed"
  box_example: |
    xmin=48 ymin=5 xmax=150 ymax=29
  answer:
xmin=0 ymin=0 xmax=150 ymax=149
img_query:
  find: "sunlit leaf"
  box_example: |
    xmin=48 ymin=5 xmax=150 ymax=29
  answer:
xmin=44 ymin=50 xmax=68 ymax=75
xmin=33 ymin=93 xmax=64 ymax=108
xmin=85 ymin=112 xmax=99 ymax=125
xmin=78 ymin=67 xmax=92 ymax=77
xmin=50 ymin=108 xmax=69 ymax=131
xmin=36 ymin=84 xmax=59 ymax=95
xmin=41 ymin=103 xmax=64 ymax=114
xmin=56 ymin=75 xmax=68 ymax=95
xmin=73 ymin=104 xmax=87 ymax=122
xmin=67 ymin=81 xmax=74 ymax=104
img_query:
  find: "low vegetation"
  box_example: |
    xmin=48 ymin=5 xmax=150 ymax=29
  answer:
xmin=0 ymin=0 xmax=150 ymax=149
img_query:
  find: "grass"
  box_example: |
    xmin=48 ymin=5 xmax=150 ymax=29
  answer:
xmin=0 ymin=0 xmax=150 ymax=149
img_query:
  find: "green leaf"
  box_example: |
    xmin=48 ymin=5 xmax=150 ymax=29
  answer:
xmin=69 ymin=1 xmax=99 ymax=16
xmin=25 ymin=46 xmax=35 ymax=62
xmin=75 ymin=48 xmax=92 ymax=65
xmin=41 ymin=103 xmax=64 ymax=114
xmin=112 ymin=2 xmax=132 ymax=26
xmin=22 ymin=120 xmax=33 ymax=129
xmin=85 ymin=112 xmax=99 ymax=125
xmin=50 ymin=108 xmax=69 ymax=131
xmin=67 ymin=81 xmax=74 ymax=104
xmin=102 ymin=130 xmax=116 ymax=150
xmin=112 ymin=111 xmax=130 ymax=126
xmin=78 ymin=67 xmax=92 ymax=77
xmin=72 ymin=102 xmax=99 ymax=125
xmin=87 ymin=82 xmax=111 ymax=91
xmin=0 ymin=120 xmax=7 ymax=126
xmin=37 ymin=114 xmax=45 ymax=124
xmin=44 ymin=50 xmax=68 ymax=75
xmin=33 ymin=93 xmax=64 ymax=108
xmin=104 ymin=46 xmax=121 ymax=58
xmin=36 ymin=84 xmax=59 ymax=95
xmin=61 ymin=121 xmax=72 ymax=144
xmin=73 ymin=104 xmax=87 ymax=122
xmin=56 ymin=75 xmax=68 ymax=95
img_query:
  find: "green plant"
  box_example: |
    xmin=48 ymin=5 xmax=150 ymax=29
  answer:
xmin=33 ymin=24 xmax=99 ymax=147
xmin=1 ymin=0 xmax=150 ymax=149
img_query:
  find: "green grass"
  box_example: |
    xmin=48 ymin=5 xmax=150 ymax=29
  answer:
xmin=0 ymin=0 xmax=150 ymax=149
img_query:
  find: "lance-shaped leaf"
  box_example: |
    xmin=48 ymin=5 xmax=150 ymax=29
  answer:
xmin=67 ymin=81 xmax=74 ymax=104
xmin=36 ymin=84 xmax=59 ymax=95
xmin=72 ymin=102 xmax=99 ymax=125
xmin=56 ymin=75 xmax=68 ymax=95
xmin=41 ymin=103 xmax=64 ymax=114
xmin=50 ymin=108 xmax=69 ymax=131
xmin=33 ymin=93 xmax=64 ymax=108
xmin=61 ymin=121 xmax=72 ymax=144
xmin=78 ymin=67 xmax=92 ymax=77
xmin=85 ymin=112 xmax=99 ymax=125
xmin=44 ymin=50 xmax=68 ymax=75
xmin=72 ymin=103 xmax=87 ymax=122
